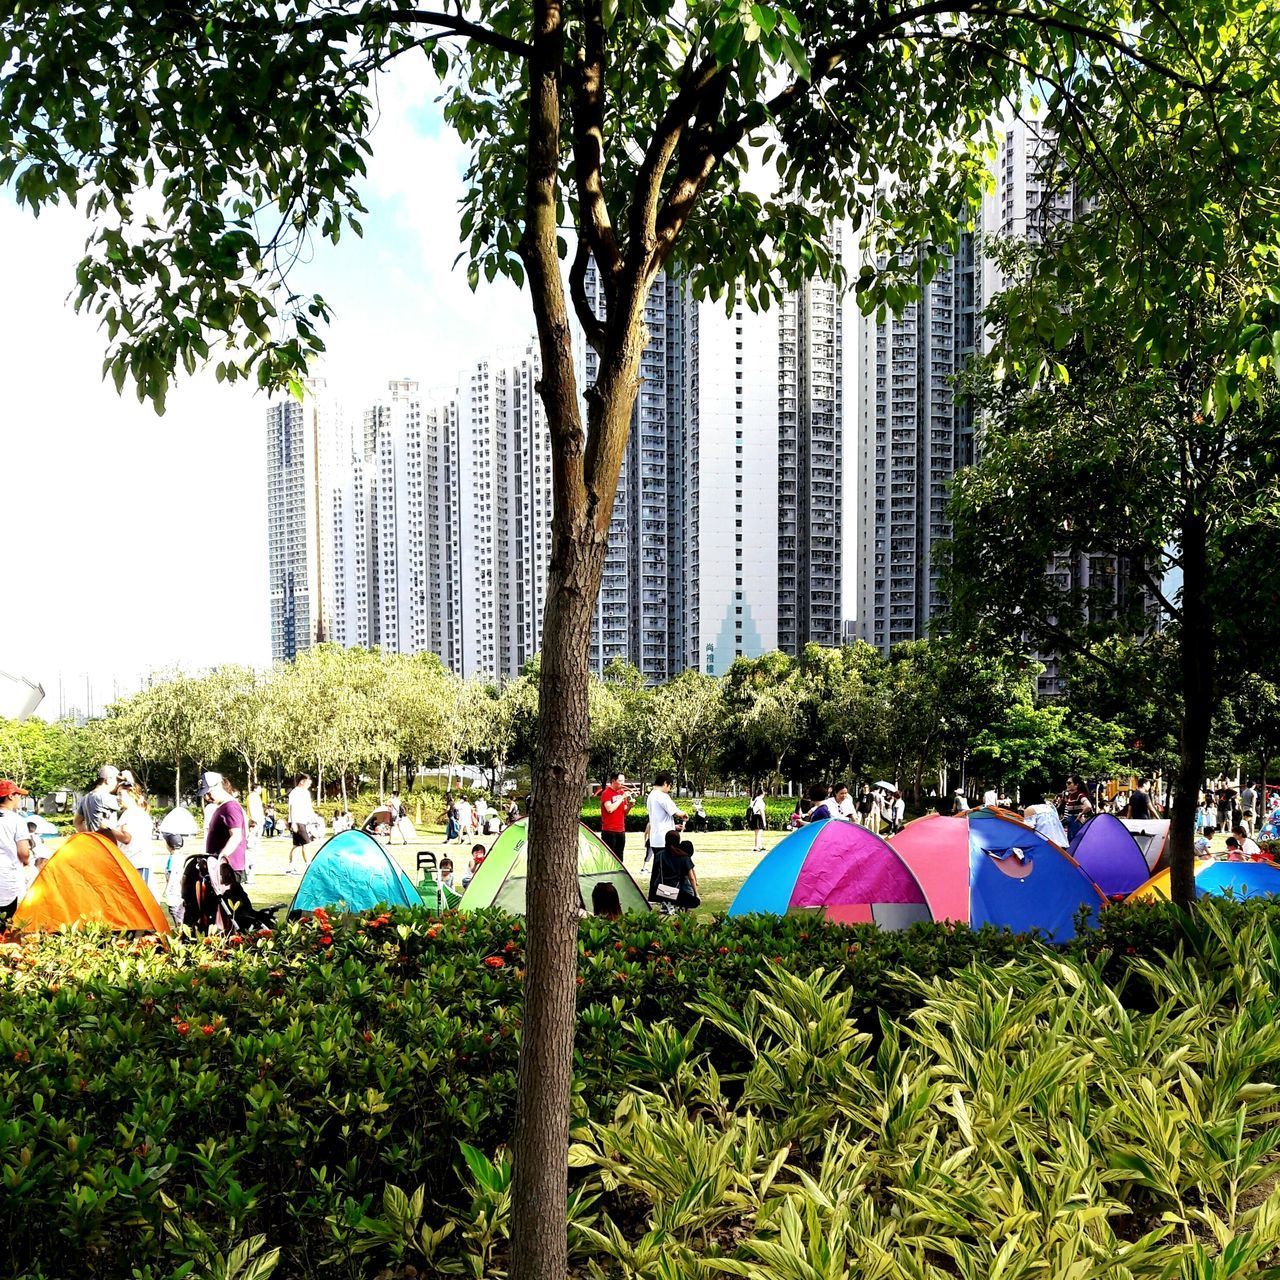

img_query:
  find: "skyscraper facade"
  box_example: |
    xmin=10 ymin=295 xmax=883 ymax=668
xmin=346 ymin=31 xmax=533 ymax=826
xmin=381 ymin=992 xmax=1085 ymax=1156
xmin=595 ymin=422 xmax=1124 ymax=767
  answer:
xmin=579 ymin=259 xmax=844 ymax=679
xmin=855 ymin=248 xmax=957 ymax=652
xmin=854 ymin=115 xmax=1075 ymax=655
xmin=265 ymin=379 xmax=339 ymax=662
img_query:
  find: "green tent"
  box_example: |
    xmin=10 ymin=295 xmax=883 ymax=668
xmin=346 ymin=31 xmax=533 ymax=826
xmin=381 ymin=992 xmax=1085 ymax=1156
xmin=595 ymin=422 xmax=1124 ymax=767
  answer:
xmin=458 ymin=819 xmax=650 ymax=915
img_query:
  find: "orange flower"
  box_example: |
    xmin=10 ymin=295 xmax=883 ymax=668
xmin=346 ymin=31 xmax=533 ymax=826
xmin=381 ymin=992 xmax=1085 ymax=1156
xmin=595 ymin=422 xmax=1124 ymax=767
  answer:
xmin=201 ymin=1025 xmax=215 ymax=1036
xmin=175 ymin=1021 xmax=191 ymax=1035
xmin=484 ymin=955 xmax=505 ymax=969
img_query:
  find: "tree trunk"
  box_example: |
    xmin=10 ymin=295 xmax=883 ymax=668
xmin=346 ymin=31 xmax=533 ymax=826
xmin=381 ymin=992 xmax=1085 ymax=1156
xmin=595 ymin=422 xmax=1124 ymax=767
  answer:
xmin=175 ymin=761 xmax=181 ymax=809
xmin=1169 ymin=511 xmax=1213 ymax=908
xmin=512 ymin=536 xmax=607 ymax=1280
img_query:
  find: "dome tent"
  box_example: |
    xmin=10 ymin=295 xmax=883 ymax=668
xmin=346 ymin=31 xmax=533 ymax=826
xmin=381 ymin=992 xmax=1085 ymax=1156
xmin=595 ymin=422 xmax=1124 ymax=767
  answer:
xmin=1121 ymin=818 xmax=1170 ymax=870
xmin=13 ymin=831 xmax=169 ymax=933
xmin=728 ymin=820 xmax=931 ymax=928
xmin=459 ymin=819 xmax=649 ymax=915
xmin=1068 ymin=814 xmax=1152 ymax=898
xmin=1129 ymin=859 xmax=1280 ymax=902
xmin=890 ymin=808 xmax=1106 ymax=942
xmin=289 ymin=829 xmax=423 ymax=915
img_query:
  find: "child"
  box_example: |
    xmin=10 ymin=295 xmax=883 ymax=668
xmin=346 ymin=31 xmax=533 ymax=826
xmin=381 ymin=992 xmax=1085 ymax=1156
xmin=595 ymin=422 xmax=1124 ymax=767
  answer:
xmin=162 ymin=833 xmax=187 ymax=924
xmin=463 ymin=842 xmax=487 ymax=889
xmin=439 ymin=856 xmax=457 ymax=890
xmin=27 ymin=820 xmax=50 ymax=874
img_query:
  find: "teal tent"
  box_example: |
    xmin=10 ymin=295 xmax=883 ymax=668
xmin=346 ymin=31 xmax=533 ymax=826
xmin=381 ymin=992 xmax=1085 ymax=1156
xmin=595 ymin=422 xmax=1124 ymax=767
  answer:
xmin=290 ymin=829 xmax=423 ymax=914
xmin=459 ymin=819 xmax=649 ymax=915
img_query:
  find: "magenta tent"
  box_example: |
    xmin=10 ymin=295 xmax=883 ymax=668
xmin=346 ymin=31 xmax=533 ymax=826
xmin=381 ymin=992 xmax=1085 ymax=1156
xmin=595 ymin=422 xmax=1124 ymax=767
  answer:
xmin=1068 ymin=814 xmax=1151 ymax=898
xmin=728 ymin=819 xmax=932 ymax=928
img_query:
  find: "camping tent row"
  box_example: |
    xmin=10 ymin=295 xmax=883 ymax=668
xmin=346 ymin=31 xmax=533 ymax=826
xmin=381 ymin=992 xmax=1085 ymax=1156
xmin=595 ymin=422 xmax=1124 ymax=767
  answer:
xmin=731 ymin=810 xmax=1107 ymax=942
xmin=728 ymin=808 xmax=1280 ymax=936
xmin=7 ymin=821 xmax=650 ymax=931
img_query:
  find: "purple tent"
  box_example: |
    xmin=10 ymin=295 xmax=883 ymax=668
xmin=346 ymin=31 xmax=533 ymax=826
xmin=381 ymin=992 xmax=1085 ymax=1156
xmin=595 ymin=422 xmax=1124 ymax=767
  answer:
xmin=1068 ymin=814 xmax=1150 ymax=898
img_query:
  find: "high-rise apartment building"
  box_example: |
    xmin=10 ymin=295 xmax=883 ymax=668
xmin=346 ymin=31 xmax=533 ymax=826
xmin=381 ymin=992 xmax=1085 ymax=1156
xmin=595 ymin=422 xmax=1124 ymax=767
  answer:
xmin=854 ymin=114 xmax=1074 ymax=654
xmin=777 ymin=253 xmax=844 ymax=654
xmin=582 ymin=269 xmax=687 ymax=681
xmin=265 ymin=378 xmax=340 ymax=662
xmin=855 ymin=248 xmax=957 ymax=652
xmin=580 ymin=258 xmax=844 ymax=678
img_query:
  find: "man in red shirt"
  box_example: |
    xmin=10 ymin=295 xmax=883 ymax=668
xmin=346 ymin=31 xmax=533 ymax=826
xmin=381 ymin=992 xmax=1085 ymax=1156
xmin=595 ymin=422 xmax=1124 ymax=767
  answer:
xmin=599 ymin=771 xmax=635 ymax=861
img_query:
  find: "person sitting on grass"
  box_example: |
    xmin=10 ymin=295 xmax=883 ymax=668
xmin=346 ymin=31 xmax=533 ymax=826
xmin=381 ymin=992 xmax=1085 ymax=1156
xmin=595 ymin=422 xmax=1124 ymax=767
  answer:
xmin=591 ymin=881 xmax=622 ymax=920
xmin=1231 ymin=825 xmax=1263 ymax=859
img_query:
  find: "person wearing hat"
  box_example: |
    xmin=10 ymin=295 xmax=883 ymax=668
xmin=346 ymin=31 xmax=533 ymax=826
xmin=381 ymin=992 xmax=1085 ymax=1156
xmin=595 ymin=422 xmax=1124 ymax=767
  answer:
xmin=73 ymin=764 xmax=132 ymax=848
xmin=198 ymin=773 xmax=248 ymax=889
xmin=0 ymin=779 xmax=34 ymax=923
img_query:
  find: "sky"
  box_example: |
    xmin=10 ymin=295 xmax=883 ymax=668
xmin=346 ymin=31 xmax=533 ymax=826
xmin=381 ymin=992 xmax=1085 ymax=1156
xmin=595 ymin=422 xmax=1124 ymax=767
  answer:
xmin=3 ymin=62 xmax=860 ymax=719
xmin=3 ymin=68 xmax=530 ymax=717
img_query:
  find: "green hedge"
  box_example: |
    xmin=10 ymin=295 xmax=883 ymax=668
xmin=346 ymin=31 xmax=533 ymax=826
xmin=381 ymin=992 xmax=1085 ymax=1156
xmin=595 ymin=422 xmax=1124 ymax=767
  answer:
xmin=0 ymin=898 xmax=1270 ymax=1278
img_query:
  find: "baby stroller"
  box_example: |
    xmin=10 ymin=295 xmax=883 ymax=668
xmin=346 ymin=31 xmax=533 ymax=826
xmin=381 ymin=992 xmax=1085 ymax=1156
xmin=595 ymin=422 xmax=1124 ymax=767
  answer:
xmin=217 ymin=863 xmax=284 ymax=932
xmin=180 ymin=853 xmax=223 ymax=935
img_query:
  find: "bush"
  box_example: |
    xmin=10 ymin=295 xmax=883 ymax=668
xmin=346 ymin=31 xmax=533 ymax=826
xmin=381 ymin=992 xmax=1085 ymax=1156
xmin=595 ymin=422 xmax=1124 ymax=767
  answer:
xmin=2 ymin=899 xmax=1279 ymax=1277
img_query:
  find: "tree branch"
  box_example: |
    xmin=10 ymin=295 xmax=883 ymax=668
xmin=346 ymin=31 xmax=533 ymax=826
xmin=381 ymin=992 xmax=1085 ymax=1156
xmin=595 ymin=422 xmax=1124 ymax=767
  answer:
xmin=569 ymin=236 xmax=607 ymax=351
xmin=368 ymin=8 xmax=534 ymax=57
xmin=569 ymin=0 xmax=622 ymax=289
xmin=627 ymin=60 xmax=726 ymax=275
xmin=642 ymin=0 xmax=1215 ymax=279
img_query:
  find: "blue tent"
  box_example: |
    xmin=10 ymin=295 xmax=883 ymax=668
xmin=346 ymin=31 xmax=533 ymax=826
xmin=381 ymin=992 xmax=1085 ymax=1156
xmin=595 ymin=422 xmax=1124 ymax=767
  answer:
xmin=290 ymin=829 xmax=424 ymax=914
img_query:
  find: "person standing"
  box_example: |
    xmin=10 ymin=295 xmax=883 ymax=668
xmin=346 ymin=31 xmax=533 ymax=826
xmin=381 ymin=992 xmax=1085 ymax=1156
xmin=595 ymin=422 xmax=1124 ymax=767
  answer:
xmin=1126 ymin=779 xmax=1158 ymax=820
xmin=599 ymin=771 xmax=635 ymax=862
xmin=200 ymin=773 xmax=248 ymax=886
xmin=890 ymin=790 xmax=906 ymax=834
xmin=856 ymin=786 xmax=874 ymax=827
xmin=644 ymin=773 xmax=686 ymax=876
xmin=1057 ymin=775 xmax=1094 ymax=840
xmin=0 ymin=779 xmax=34 ymax=924
xmin=74 ymin=764 xmax=132 ymax=849
xmin=1240 ymin=782 xmax=1258 ymax=836
xmin=287 ymin=773 xmax=316 ymax=873
xmin=455 ymin=793 xmax=475 ymax=841
xmin=246 ymin=784 xmax=266 ymax=885
xmin=116 ymin=771 xmax=155 ymax=886
xmin=748 ymin=788 xmax=767 ymax=853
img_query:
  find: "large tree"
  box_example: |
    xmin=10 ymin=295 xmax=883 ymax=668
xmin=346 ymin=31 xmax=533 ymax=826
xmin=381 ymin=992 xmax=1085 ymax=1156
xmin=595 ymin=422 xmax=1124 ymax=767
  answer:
xmin=949 ymin=126 xmax=1280 ymax=907
xmin=2 ymin=1 xmax=1260 ymax=1272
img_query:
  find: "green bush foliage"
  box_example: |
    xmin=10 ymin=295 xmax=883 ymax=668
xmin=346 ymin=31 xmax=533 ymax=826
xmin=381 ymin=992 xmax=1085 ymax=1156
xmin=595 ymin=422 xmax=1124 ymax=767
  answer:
xmin=3 ymin=901 xmax=1280 ymax=1277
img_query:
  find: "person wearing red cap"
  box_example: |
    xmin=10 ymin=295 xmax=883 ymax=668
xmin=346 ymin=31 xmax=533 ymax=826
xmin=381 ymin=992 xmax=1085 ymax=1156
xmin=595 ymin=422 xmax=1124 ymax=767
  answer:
xmin=0 ymin=779 xmax=33 ymax=923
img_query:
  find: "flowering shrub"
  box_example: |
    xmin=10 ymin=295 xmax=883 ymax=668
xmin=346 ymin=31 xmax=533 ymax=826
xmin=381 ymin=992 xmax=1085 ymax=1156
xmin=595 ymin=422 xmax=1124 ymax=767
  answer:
xmin=0 ymin=897 xmax=1275 ymax=1278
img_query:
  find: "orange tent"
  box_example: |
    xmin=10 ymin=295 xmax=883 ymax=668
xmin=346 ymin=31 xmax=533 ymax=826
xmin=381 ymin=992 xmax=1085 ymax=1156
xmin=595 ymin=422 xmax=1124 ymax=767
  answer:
xmin=13 ymin=831 xmax=169 ymax=933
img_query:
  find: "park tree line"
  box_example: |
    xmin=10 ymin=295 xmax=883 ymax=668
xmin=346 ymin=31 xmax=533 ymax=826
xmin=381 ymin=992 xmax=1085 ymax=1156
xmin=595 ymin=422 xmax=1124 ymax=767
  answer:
xmin=8 ymin=640 xmax=1280 ymax=809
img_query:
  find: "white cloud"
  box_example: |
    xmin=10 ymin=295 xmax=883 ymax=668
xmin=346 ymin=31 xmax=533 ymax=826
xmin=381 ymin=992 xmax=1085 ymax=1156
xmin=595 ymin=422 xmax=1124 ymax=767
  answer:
xmin=1 ymin=66 xmax=539 ymax=715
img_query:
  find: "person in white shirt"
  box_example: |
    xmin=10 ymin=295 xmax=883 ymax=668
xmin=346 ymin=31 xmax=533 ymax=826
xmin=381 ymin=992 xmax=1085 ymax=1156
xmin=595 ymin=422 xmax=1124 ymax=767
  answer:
xmin=0 ymin=779 xmax=34 ymax=923
xmin=454 ymin=795 xmax=474 ymax=840
xmin=645 ymin=773 xmax=686 ymax=874
xmin=982 ymin=788 xmax=999 ymax=808
xmin=890 ymin=790 xmax=906 ymax=833
xmin=833 ymin=783 xmax=856 ymax=821
xmin=747 ymin=788 xmax=768 ymax=853
xmin=287 ymin=774 xmax=317 ymax=873
xmin=1232 ymin=825 xmax=1263 ymax=859
xmin=116 ymin=771 xmax=155 ymax=886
